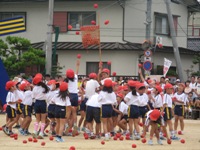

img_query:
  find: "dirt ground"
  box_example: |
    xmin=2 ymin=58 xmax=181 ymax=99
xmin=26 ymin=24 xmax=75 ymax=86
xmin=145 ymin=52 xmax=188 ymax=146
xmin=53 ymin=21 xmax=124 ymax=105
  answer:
xmin=0 ymin=114 xmax=199 ymax=150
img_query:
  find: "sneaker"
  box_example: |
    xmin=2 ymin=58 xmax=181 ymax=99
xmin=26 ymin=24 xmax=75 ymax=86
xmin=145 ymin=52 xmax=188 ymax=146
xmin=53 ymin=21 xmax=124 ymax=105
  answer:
xmin=104 ymin=133 xmax=109 ymax=141
xmin=37 ymin=132 xmax=44 ymax=139
xmin=81 ymin=127 xmax=85 ymax=132
xmin=171 ymin=135 xmax=180 ymax=140
xmin=32 ymin=133 xmax=37 ymax=139
xmin=19 ymin=128 xmax=24 ymax=135
xmin=26 ymin=131 xmax=31 ymax=135
xmin=90 ymin=132 xmax=96 ymax=139
xmin=56 ymin=137 xmax=65 ymax=142
xmin=130 ymin=135 xmax=134 ymax=140
xmin=160 ymin=136 xmax=166 ymax=140
xmin=134 ymin=134 xmax=141 ymax=140
xmin=9 ymin=131 xmax=14 ymax=136
xmin=43 ymin=133 xmax=48 ymax=137
xmin=52 ymin=131 xmax=56 ymax=136
xmin=3 ymin=127 xmax=9 ymax=135
xmin=148 ymin=140 xmax=153 ymax=145
xmin=157 ymin=139 xmax=163 ymax=145
xmin=78 ymin=127 xmax=80 ymax=133
xmin=96 ymin=134 xmax=101 ymax=139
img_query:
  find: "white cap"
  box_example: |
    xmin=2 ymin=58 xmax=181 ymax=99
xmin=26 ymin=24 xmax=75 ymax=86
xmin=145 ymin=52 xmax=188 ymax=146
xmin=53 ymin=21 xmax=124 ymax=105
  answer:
xmin=165 ymin=78 xmax=169 ymax=81
xmin=176 ymin=79 xmax=180 ymax=82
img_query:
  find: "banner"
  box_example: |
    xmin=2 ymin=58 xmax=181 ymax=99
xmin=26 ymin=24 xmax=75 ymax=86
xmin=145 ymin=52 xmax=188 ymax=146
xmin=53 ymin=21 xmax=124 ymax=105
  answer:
xmin=163 ymin=58 xmax=172 ymax=77
xmin=0 ymin=16 xmax=25 ymax=36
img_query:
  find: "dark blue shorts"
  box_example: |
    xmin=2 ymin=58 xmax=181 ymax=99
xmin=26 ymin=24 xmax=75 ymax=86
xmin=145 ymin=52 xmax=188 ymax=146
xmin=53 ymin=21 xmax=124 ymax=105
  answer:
xmin=34 ymin=100 xmax=47 ymax=114
xmin=80 ymin=98 xmax=88 ymax=111
xmin=101 ymin=104 xmax=113 ymax=118
xmin=139 ymin=106 xmax=148 ymax=118
xmin=48 ymin=104 xmax=56 ymax=118
xmin=69 ymin=93 xmax=78 ymax=107
xmin=128 ymin=105 xmax=139 ymax=119
xmin=86 ymin=106 xmax=101 ymax=123
xmin=23 ymin=105 xmax=32 ymax=117
xmin=16 ymin=103 xmax=24 ymax=115
xmin=112 ymin=105 xmax=118 ymax=117
xmin=55 ymin=105 xmax=66 ymax=119
xmin=6 ymin=105 xmax=16 ymax=118
xmin=121 ymin=114 xmax=128 ymax=122
xmin=164 ymin=107 xmax=172 ymax=121
xmin=174 ymin=105 xmax=185 ymax=117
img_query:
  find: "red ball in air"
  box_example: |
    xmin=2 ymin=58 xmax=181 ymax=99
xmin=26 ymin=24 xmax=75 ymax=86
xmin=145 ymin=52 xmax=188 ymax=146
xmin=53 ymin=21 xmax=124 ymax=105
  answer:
xmin=91 ymin=20 xmax=96 ymax=25
xmin=138 ymin=63 xmax=142 ymax=68
xmin=104 ymin=20 xmax=110 ymax=25
xmin=77 ymin=54 xmax=81 ymax=59
xmin=68 ymin=25 xmax=73 ymax=30
xmin=112 ymin=72 xmax=117 ymax=76
xmin=107 ymin=61 xmax=111 ymax=65
xmin=94 ymin=4 xmax=98 ymax=8
xmin=76 ymin=31 xmax=80 ymax=35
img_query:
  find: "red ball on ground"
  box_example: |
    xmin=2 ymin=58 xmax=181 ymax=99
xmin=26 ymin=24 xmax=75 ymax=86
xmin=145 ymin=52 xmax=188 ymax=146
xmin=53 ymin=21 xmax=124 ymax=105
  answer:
xmin=94 ymin=4 xmax=98 ymax=8
xmin=45 ymin=129 xmax=49 ymax=133
xmin=138 ymin=63 xmax=142 ymax=68
xmin=33 ymin=138 xmax=38 ymax=143
xmin=180 ymin=139 xmax=185 ymax=144
xmin=119 ymin=136 xmax=124 ymax=141
xmin=113 ymin=136 xmax=117 ymax=140
xmin=132 ymin=144 xmax=137 ymax=148
xmin=69 ymin=146 xmax=76 ymax=150
xmin=23 ymin=140 xmax=27 ymax=144
xmin=14 ymin=136 xmax=18 ymax=140
xmin=116 ymin=133 xmax=121 ymax=138
xmin=142 ymin=138 xmax=146 ymax=143
xmin=163 ymin=133 xmax=166 ymax=137
xmin=49 ymin=136 xmax=54 ymax=141
xmin=141 ymin=134 xmax=144 ymax=138
xmin=77 ymin=54 xmax=81 ymax=59
xmin=126 ymin=136 xmax=130 ymax=140
xmin=41 ymin=141 xmax=46 ymax=146
xmin=28 ymin=137 xmax=33 ymax=142
xmin=10 ymin=134 xmax=15 ymax=138
xmin=76 ymin=31 xmax=80 ymax=35
xmin=101 ymin=141 xmax=105 ymax=145
xmin=178 ymin=131 xmax=182 ymax=135
xmin=0 ymin=127 xmax=2 ymax=130
xmin=126 ymin=133 xmax=130 ymax=136
xmin=85 ymin=135 xmax=89 ymax=140
xmin=167 ymin=139 xmax=172 ymax=144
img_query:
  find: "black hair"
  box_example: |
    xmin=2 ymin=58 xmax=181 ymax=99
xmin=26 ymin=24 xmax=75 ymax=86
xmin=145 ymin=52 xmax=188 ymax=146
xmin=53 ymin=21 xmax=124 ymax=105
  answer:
xmin=45 ymin=74 xmax=50 ymax=78
xmin=138 ymin=86 xmax=146 ymax=90
xmin=58 ymin=90 xmax=69 ymax=101
xmin=37 ymin=82 xmax=49 ymax=93
xmin=191 ymin=75 xmax=195 ymax=78
xmin=161 ymin=76 xmax=165 ymax=80
xmin=188 ymin=92 xmax=193 ymax=95
xmin=198 ymin=76 xmax=200 ymax=79
xmin=56 ymin=83 xmax=60 ymax=89
xmin=102 ymin=86 xmax=113 ymax=93
xmin=67 ymin=77 xmax=74 ymax=82
xmin=16 ymin=82 xmax=21 ymax=89
xmin=185 ymin=80 xmax=190 ymax=84
xmin=129 ymin=86 xmax=137 ymax=96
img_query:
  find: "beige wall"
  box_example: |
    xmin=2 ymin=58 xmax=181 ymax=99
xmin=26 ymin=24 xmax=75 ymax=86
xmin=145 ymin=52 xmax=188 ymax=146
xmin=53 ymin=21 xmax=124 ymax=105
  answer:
xmin=0 ymin=1 xmax=123 ymax=43
xmin=57 ymin=50 xmax=140 ymax=76
xmin=124 ymin=0 xmax=188 ymax=48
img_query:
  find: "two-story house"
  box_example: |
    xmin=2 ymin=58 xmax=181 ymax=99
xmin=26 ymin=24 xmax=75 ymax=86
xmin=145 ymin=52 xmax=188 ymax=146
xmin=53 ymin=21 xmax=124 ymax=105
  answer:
xmin=0 ymin=0 xmax=199 ymax=80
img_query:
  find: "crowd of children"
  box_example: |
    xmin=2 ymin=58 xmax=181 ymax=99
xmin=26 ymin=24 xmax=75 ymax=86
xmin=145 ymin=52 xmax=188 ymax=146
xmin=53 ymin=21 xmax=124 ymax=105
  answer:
xmin=2 ymin=60 xmax=199 ymax=145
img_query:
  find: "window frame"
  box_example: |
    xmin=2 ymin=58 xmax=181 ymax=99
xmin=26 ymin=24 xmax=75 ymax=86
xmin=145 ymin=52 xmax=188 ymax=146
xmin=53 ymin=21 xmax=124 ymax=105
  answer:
xmin=67 ymin=11 xmax=96 ymax=31
xmin=0 ymin=12 xmax=27 ymax=30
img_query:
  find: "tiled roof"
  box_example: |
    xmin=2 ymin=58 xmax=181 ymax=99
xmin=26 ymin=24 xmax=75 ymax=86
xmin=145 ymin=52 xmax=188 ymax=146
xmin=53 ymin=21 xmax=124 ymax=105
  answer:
xmin=187 ymin=38 xmax=200 ymax=51
xmin=31 ymin=42 xmax=198 ymax=55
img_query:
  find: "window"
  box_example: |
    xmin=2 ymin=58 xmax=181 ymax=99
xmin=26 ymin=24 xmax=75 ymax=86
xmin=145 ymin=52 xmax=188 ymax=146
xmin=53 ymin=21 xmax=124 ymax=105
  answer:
xmin=157 ymin=65 xmax=177 ymax=76
xmin=68 ymin=12 xmax=96 ymax=30
xmin=86 ymin=62 xmax=111 ymax=75
xmin=155 ymin=13 xmax=178 ymax=36
xmin=0 ymin=12 xmax=26 ymax=25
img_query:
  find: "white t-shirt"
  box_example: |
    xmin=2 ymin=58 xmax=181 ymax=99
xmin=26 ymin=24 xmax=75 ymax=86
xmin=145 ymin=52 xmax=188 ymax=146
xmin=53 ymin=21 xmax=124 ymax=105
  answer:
xmin=14 ymin=90 xmax=24 ymax=103
xmin=23 ymin=91 xmax=33 ymax=106
xmin=68 ymin=74 xmax=78 ymax=93
xmin=163 ymin=94 xmax=172 ymax=108
xmin=119 ymin=101 xmax=128 ymax=115
xmin=160 ymin=83 xmax=165 ymax=90
xmin=189 ymin=82 xmax=197 ymax=98
xmin=52 ymin=92 xmax=71 ymax=106
xmin=46 ymin=90 xmax=58 ymax=105
xmin=138 ymin=93 xmax=148 ymax=107
xmin=152 ymin=94 xmax=163 ymax=108
xmin=174 ymin=92 xmax=187 ymax=105
xmin=98 ymin=91 xmax=117 ymax=105
xmin=86 ymin=93 xmax=101 ymax=108
xmin=6 ymin=91 xmax=17 ymax=109
xmin=196 ymin=83 xmax=200 ymax=95
xmin=124 ymin=92 xmax=140 ymax=106
xmin=85 ymin=79 xmax=100 ymax=99
xmin=32 ymin=85 xmax=47 ymax=100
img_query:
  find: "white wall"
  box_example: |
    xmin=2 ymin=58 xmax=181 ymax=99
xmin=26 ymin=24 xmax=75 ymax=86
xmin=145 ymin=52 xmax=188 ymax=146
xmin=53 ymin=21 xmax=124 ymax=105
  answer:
xmin=0 ymin=1 xmax=123 ymax=43
xmin=124 ymin=0 xmax=188 ymax=48
xmin=57 ymin=50 xmax=140 ymax=76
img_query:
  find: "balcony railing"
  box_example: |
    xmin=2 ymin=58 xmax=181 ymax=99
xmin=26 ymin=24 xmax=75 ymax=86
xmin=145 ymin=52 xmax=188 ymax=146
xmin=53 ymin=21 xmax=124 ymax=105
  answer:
xmin=188 ymin=25 xmax=200 ymax=37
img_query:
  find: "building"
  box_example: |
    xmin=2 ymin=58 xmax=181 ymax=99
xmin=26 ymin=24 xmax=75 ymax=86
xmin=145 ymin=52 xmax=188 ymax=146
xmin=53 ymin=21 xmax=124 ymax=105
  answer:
xmin=0 ymin=0 xmax=199 ymax=81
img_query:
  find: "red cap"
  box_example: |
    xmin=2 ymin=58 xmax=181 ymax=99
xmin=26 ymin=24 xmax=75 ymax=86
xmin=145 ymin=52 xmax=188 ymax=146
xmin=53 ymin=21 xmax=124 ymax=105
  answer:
xmin=117 ymin=93 xmax=124 ymax=99
xmin=66 ymin=69 xmax=75 ymax=78
xmin=112 ymin=81 xmax=117 ymax=86
xmin=102 ymin=68 xmax=110 ymax=75
xmin=136 ymin=83 xmax=145 ymax=89
xmin=3 ymin=104 xmax=7 ymax=112
xmin=148 ymin=79 xmax=153 ymax=84
xmin=150 ymin=109 xmax=161 ymax=121
xmin=5 ymin=81 xmax=16 ymax=90
xmin=47 ymin=80 xmax=56 ymax=85
xmin=155 ymin=85 xmax=162 ymax=93
xmin=164 ymin=83 xmax=173 ymax=89
xmin=59 ymin=82 xmax=68 ymax=91
xmin=123 ymin=85 xmax=129 ymax=91
xmin=104 ymin=79 xmax=112 ymax=87
xmin=89 ymin=73 xmax=97 ymax=79
xmin=19 ymin=83 xmax=29 ymax=91
xmin=35 ymin=73 xmax=43 ymax=79
xmin=117 ymin=86 xmax=123 ymax=92
xmin=178 ymin=83 xmax=185 ymax=89
xmin=128 ymin=80 xmax=137 ymax=87
xmin=33 ymin=76 xmax=42 ymax=85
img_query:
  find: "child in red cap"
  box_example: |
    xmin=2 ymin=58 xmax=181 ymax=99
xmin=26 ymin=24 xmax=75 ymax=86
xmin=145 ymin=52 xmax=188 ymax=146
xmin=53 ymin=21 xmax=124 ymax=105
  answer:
xmin=98 ymin=79 xmax=117 ymax=141
xmin=142 ymin=109 xmax=170 ymax=145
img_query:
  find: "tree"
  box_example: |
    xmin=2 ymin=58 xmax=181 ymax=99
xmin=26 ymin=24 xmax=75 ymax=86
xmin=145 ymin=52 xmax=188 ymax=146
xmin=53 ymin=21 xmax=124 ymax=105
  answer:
xmin=192 ymin=52 xmax=200 ymax=76
xmin=0 ymin=36 xmax=45 ymax=77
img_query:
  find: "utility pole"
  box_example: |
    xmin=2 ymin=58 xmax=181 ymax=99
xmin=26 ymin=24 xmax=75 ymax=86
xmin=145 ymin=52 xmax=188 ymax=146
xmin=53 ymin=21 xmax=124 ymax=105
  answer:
xmin=45 ymin=0 xmax=54 ymax=75
xmin=145 ymin=0 xmax=152 ymax=40
xmin=164 ymin=0 xmax=184 ymax=82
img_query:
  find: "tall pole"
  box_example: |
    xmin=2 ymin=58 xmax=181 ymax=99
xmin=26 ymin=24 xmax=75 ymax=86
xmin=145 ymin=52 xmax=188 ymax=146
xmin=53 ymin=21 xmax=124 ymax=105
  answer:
xmin=145 ymin=0 xmax=152 ymax=40
xmin=164 ymin=0 xmax=184 ymax=82
xmin=45 ymin=0 xmax=54 ymax=75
